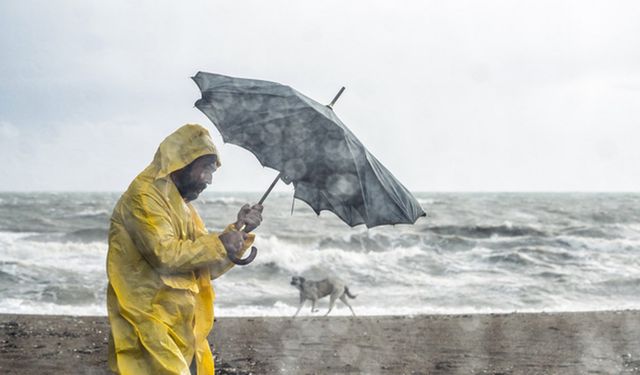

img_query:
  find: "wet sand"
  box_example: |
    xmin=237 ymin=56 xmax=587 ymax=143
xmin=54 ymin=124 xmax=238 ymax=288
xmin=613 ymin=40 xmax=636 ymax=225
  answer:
xmin=1 ymin=311 xmax=640 ymax=374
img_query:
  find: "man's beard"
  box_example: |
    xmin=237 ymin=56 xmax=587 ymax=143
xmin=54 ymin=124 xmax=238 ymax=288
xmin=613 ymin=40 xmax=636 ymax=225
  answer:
xmin=175 ymin=177 xmax=207 ymax=202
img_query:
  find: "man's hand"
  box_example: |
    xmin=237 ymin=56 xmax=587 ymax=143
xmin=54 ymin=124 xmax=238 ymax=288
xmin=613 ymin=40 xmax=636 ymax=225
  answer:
xmin=235 ymin=203 xmax=263 ymax=232
xmin=219 ymin=231 xmax=248 ymax=258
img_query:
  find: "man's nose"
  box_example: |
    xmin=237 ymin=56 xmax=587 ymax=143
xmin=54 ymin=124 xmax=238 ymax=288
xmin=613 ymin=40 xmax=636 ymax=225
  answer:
xmin=201 ymin=171 xmax=213 ymax=184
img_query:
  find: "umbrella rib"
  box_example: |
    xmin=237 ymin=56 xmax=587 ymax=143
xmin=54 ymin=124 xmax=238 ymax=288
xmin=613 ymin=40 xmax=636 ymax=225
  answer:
xmin=343 ymin=137 xmax=369 ymax=224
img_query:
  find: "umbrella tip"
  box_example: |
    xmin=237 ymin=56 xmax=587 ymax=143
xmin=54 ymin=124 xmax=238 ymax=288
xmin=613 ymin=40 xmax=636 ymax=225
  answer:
xmin=327 ymin=86 xmax=346 ymax=109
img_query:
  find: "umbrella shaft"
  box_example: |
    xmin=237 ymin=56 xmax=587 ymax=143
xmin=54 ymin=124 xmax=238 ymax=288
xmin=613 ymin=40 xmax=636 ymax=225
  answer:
xmin=258 ymin=172 xmax=282 ymax=205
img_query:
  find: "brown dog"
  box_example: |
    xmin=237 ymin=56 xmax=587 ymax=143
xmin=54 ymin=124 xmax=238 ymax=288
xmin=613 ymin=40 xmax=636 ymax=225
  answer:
xmin=290 ymin=276 xmax=357 ymax=317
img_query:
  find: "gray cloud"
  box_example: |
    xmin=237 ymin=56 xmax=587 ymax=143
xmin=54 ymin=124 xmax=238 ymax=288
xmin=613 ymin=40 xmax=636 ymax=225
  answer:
xmin=1 ymin=0 xmax=640 ymax=191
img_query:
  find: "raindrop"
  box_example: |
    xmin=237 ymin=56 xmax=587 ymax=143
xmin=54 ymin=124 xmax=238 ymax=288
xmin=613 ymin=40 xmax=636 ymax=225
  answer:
xmin=283 ymin=158 xmax=307 ymax=181
xmin=324 ymin=140 xmax=349 ymax=163
xmin=229 ymin=129 xmax=249 ymax=144
xmin=326 ymin=173 xmax=359 ymax=199
xmin=289 ymin=122 xmax=313 ymax=143
xmin=240 ymin=94 xmax=264 ymax=111
xmin=261 ymin=123 xmax=282 ymax=146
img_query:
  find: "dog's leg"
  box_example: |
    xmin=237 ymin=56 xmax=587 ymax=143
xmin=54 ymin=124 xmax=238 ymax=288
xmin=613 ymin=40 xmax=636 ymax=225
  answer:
xmin=293 ymin=298 xmax=305 ymax=318
xmin=311 ymin=298 xmax=319 ymax=313
xmin=325 ymin=293 xmax=339 ymax=316
xmin=340 ymin=295 xmax=356 ymax=317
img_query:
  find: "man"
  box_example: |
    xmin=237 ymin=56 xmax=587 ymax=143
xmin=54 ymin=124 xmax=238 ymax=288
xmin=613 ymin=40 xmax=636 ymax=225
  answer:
xmin=106 ymin=124 xmax=262 ymax=375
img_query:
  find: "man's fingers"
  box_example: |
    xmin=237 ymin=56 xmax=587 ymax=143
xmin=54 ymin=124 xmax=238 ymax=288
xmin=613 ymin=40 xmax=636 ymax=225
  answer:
xmin=247 ymin=211 xmax=262 ymax=223
xmin=238 ymin=204 xmax=251 ymax=215
xmin=236 ymin=204 xmax=263 ymax=233
xmin=243 ymin=215 xmax=262 ymax=229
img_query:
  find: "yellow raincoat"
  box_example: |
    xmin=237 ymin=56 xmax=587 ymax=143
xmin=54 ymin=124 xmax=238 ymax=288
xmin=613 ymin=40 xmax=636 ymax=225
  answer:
xmin=107 ymin=124 xmax=254 ymax=375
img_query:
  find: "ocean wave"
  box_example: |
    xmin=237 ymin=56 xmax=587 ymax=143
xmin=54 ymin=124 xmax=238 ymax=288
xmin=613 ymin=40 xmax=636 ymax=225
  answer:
xmin=0 ymin=232 xmax=107 ymax=274
xmin=3 ymin=192 xmax=640 ymax=317
xmin=40 ymin=284 xmax=103 ymax=305
xmin=317 ymin=232 xmax=423 ymax=252
xmin=0 ymin=216 xmax=64 ymax=233
xmin=431 ymin=235 xmax=477 ymax=251
xmin=0 ymin=267 xmax=21 ymax=286
xmin=560 ymin=226 xmax=621 ymax=239
xmin=429 ymin=224 xmax=547 ymax=239
xmin=555 ymin=235 xmax=640 ymax=253
xmin=592 ymin=277 xmax=640 ymax=294
xmin=65 ymin=208 xmax=110 ymax=219
xmin=417 ymin=198 xmax=439 ymax=206
xmin=516 ymin=247 xmax=578 ymax=264
xmin=24 ymin=228 xmax=108 ymax=243
xmin=532 ymin=271 xmax=569 ymax=281
xmin=62 ymin=228 xmax=108 ymax=243
xmin=244 ymin=235 xmax=425 ymax=276
xmin=199 ymin=197 xmax=247 ymax=206
xmin=449 ymin=246 xmax=580 ymax=274
xmin=482 ymin=250 xmax=543 ymax=267
xmin=0 ymin=298 xmax=106 ymax=316
xmin=483 ymin=248 xmax=557 ymax=272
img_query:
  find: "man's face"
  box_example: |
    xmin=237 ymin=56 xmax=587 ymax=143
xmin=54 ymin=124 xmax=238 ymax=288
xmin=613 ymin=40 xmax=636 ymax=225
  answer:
xmin=172 ymin=155 xmax=218 ymax=202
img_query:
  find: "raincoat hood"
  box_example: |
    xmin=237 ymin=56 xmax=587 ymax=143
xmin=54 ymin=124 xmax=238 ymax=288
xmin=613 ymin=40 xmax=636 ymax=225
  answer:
xmin=150 ymin=124 xmax=221 ymax=180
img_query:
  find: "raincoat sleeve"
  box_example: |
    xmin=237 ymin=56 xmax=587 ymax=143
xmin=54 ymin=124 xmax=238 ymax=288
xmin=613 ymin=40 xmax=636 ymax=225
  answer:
xmin=123 ymin=192 xmax=229 ymax=274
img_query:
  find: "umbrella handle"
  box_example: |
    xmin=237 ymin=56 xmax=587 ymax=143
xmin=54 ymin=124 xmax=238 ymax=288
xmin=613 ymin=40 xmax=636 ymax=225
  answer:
xmin=227 ymin=245 xmax=258 ymax=266
xmin=227 ymin=173 xmax=282 ymax=266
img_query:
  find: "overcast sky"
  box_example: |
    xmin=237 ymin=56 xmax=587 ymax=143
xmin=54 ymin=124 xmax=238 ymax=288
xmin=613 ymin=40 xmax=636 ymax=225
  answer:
xmin=1 ymin=1 xmax=639 ymax=192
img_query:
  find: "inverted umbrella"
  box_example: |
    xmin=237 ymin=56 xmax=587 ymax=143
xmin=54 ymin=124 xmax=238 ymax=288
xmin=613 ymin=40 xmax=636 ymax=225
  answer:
xmin=192 ymin=72 xmax=426 ymax=264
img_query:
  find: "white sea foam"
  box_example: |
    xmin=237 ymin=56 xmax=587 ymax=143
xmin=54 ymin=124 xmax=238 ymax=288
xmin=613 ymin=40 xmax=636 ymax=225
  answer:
xmin=418 ymin=198 xmax=436 ymax=205
xmin=252 ymin=235 xmax=424 ymax=274
xmin=68 ymin=208 xmax=110 ymax=217
xmin=3 ymin=192 xmax=640 ymax=317
xmin=0 ymin=232 xmax=107 ymax=274
xmin=0 ymin=298 xmax=106 ymax=316
xmin=213 ymin=299 xmax=640 ymax=318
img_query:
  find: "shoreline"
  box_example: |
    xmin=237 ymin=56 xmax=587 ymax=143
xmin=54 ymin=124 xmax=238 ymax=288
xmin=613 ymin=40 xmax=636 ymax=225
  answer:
xmin=2 ymin=310 xmax=640 ymax=374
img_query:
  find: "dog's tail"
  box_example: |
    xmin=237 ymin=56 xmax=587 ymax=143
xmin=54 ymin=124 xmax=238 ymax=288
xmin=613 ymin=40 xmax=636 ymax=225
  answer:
xmin=344 ymin=287 xmax=357 ymax=299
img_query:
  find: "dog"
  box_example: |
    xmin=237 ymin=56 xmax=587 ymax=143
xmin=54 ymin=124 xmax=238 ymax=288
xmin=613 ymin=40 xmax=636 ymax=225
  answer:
xmin=290 ymin=276 xmax=357 ymax=317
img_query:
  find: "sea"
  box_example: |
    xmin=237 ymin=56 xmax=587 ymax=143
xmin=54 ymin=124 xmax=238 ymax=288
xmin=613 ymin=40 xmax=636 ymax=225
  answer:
xmin=1 ymin=192 xmax=640 ymax=317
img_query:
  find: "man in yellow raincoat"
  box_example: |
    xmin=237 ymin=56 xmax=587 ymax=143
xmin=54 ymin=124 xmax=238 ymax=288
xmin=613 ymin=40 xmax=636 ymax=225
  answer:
xmin=106 ymin=124 xmax=262 ymax=375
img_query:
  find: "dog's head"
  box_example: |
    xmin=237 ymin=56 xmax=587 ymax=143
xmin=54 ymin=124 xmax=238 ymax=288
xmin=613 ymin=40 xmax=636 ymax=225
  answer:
xmin=290 ymin=276 xmax=305 ymax=288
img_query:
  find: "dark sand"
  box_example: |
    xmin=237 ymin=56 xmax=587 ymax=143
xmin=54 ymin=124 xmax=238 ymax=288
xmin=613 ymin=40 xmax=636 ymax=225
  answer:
xmin=1 ymin=311 xmax=640 ymax=374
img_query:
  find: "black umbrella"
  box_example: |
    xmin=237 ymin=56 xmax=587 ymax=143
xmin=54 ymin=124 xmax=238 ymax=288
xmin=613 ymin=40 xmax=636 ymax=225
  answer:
xmin=192 ymin=72 xmax=426 ymax=264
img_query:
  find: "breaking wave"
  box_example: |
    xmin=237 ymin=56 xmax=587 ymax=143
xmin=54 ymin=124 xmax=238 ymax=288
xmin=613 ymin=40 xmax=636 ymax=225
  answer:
xmin=3 ymin=192 xmax=640 ymax=316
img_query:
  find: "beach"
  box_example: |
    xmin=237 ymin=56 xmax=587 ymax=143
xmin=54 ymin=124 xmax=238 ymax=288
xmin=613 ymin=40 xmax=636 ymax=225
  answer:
xmin=1 ymin=311 xmax=640 ymax=374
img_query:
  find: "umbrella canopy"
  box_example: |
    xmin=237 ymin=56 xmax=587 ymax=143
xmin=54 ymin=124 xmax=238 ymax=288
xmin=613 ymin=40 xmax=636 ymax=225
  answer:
xmin=193 ymin=72 xmax=426 ymax=228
